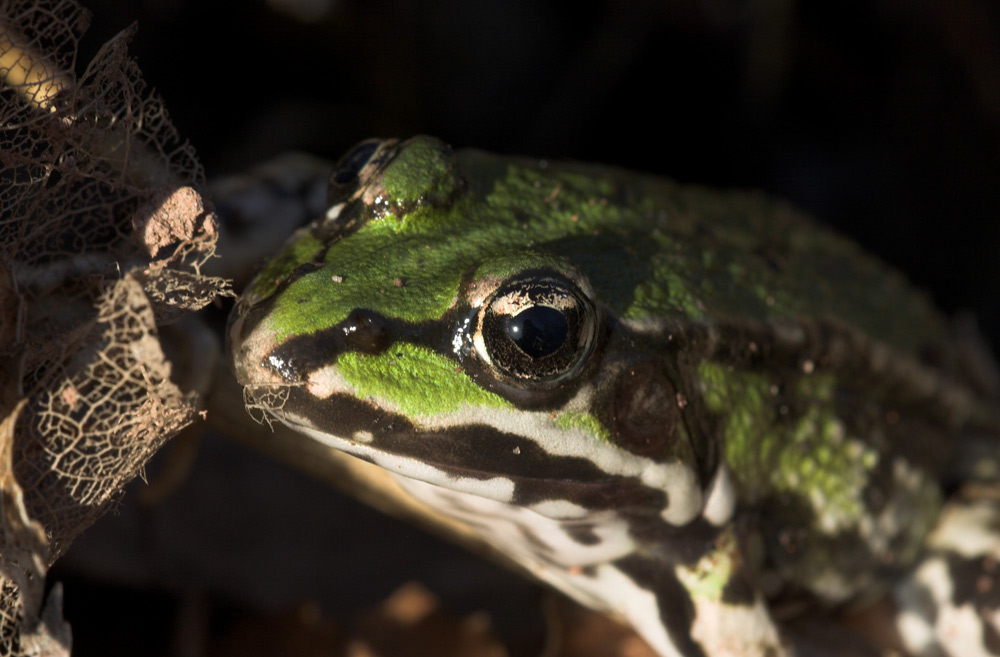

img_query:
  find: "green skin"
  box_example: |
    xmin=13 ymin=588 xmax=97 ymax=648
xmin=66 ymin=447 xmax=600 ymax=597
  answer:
xmin=228 ymin=137 xmax=999 ymax=657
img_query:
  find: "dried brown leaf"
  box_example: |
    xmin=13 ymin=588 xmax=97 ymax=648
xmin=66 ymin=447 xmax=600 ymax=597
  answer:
xmin=12 ymin=584 xmax=70 ymax=657
xmin=0 ymin=0 xmax=231 ymax=653
xmin=16 ymin=275 xmax=199 ymax=556
xmin=134 ymin=185 xmax=209 ymax=258
xmin=0 ymin=257 xmax=24 ymax=351
xmin=0 ymin=400 xmax=47 ymax=644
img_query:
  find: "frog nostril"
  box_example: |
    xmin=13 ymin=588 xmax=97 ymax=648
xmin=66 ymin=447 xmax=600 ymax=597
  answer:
xmin=340 ymin=308 xmax=390 ymax=354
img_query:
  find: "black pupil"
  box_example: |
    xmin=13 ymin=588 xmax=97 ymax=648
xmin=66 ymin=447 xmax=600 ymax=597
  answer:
xmin=505 ymin=306 xmax=567 ymax=359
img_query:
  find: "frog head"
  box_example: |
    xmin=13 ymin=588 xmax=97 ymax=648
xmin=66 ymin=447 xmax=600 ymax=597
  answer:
xmin=228 ymin=137 xmax=725 ymax=536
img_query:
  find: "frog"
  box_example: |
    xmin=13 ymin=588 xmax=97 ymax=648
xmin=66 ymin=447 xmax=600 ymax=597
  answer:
xmin=226 ymin=136 xmax=1000 ymax=657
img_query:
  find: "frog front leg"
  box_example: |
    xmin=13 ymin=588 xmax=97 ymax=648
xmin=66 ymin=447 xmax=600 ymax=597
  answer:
xmin=645 ymin=527 xmax=788 ymax=657
xmin=550 ymin=522 xmax=789 ymax=657
xmin=894 ymin=486 xmax=1000 ymax=657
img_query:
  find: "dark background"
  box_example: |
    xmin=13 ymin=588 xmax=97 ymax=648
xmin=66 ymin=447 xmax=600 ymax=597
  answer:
xmin=76 ymin=0 xmax=1000 ymax=342
xmin=55 ymin=1 xmax=1000 ymax=655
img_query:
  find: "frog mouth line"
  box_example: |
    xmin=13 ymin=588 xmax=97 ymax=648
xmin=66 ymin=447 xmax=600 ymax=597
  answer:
xmin=273 ymin=400 xmax=669 ymax=515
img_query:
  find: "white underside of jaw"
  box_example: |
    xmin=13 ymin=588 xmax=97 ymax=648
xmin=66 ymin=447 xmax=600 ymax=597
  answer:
xmin=390 ymin=474 xmax=683 ymax=657
xmin=392 ymin=475 xmax=635 ymax=567
xmin=556 ymin=564 xmax=678 ymax=657
xmin=288 ymin=414 xmax=707 ymax=657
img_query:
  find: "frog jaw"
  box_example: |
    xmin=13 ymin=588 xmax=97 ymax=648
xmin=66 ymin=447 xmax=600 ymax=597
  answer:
xmin=233 ymin=315 xmax=761 ymax=657
xmin=243 ymin=366 xmax=706 ymax=527
xmin=388 ymin=467 xmax=773 ymax=657
xmin=246 ymin=381 xmax=758 ymax=657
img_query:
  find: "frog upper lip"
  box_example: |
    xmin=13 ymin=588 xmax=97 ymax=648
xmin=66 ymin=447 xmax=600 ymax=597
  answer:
xmin=424 ymin=461 xmax=619 ymax=487
xmin=283 ymin=410 xmax=623 ymax=483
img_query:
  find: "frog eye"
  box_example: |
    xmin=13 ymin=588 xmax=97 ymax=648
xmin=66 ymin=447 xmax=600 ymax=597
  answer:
xmin=476 ymin=272 xmax=598 ymax=385
xmin=332 ymin=140 xmax=380 ymax=184
xmin=328 ymin=139 xmax=383 ymax=203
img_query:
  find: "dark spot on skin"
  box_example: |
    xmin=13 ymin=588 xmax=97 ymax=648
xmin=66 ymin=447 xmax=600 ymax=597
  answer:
xmin=945 ymin=552 xmax=1000 ymax=611
xmin=985 ymin=615 xmax=1000 ymax=654
xmin=614 ymin=555 xmax=708 ymax=657
xmin=564 ymin=523 xmax=601 ymax=546
xmin=292 ymin=262 xmax=322 ymax=278
xmin=256 ymin=309 xmax=390 ymax=381
xmin=610 ymin=360 xmax=680 ymax=457
xmin=516 ymin=523 xmax=557 ymax=556
xmin=631 ymin=517 xmax=724 ymax=567
xmin=513 ymin=478 xmax=667 ymax=517
xmin=719 ymin=559 xmax=761 ymax=607
xmin=340 ymin=308 xmax=390 ymax=354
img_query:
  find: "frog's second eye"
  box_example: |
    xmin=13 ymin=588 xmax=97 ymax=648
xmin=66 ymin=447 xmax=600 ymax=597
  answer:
xmin=332 ymin=140 xmax=380 ymax=184
xmin=328 ymin=139 xmax=383 ymax=202
xmin=476 ymin=272 xmax=597 ymax=386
